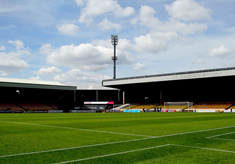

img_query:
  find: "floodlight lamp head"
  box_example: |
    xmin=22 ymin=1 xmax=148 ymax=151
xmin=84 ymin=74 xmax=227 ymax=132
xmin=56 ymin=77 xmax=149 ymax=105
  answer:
xmin=111 ymin=35 xmax=114 ymax=43
xmin=111 ymin=35 xmax=118 ymax=45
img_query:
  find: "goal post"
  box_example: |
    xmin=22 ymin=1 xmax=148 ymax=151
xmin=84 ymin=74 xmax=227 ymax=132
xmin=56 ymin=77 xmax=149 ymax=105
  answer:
xmin=164 ymin=102 xmax=193 ymax=111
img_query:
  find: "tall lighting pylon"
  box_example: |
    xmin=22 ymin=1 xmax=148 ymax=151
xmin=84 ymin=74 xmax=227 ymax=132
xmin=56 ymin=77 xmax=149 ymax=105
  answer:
xmin=111 ymin=35 xmax=118 ymax=79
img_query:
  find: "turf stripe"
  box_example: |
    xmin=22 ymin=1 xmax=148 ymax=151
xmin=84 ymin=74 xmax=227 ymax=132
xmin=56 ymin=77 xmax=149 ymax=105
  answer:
xmin=2 ymin=120 xmax=235 ymax=139
xmin=53 ymin=144 xmax=171 ymax=164
xmin=0 ymin=137 xmax=154 ymax=158
xmin=210 ymin=138 xmax=235 ymax=141
xmin=152 ymin=125 xmax=235 ymax=139
xmin=172 ymin=144 xmax=235 ymax=154
xmin=0 ymin=120 xmax=154 ymax=138
xmin=1 ymin=120 xmax=235 ymax=159
xmin=49 ymin=143 xmax=235 ymax=164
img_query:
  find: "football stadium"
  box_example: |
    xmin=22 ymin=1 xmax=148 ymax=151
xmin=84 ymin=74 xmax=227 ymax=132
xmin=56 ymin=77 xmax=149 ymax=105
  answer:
xmin=1 ymin=0 xmax=235 ymax=163
xmin=1 ymin=67 xmax=235 ymax=163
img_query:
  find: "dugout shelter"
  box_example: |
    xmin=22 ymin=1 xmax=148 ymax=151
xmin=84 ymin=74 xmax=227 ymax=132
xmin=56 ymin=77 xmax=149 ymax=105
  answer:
xmin=102 ymin=67 xmax=235 ymax=104
xmin=75 ymin=88 xmax=120 ymax=111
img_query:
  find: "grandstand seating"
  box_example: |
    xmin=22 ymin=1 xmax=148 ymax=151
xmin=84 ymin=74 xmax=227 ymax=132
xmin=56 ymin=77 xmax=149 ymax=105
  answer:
xmin=46 ymin=103 xmax=59 ymax=110
xmin=188 ymin=102 xmax=233 ymax=110
xmin=124 ymin=104 xmax=156 ymax=109
xmin=0 ymin=102 xmax=59 ymax=112
xmin=124 ymin=104 xmax=138 ymax=109
xmin=133 ymin=105 xmax=156 ymax=109
xmin=0 ymin=103 xmax=23 ymax=111
xmin=121 ymin=102 xmax=235 ymax=112
xmin=123 ymin=104 xmax=158 ymax=111
xmin=163 ymin=105 xmax=189 ymax=109
xmin=17 ymin=103 xmax=55 ymax=111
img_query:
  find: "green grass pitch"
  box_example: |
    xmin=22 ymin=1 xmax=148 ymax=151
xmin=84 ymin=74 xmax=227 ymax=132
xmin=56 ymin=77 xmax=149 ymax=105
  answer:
xmin=1 ymin=112 xmax=235 ymax=164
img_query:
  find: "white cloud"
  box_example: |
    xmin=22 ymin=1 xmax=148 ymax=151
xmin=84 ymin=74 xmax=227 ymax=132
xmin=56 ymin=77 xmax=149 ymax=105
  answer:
xmin=1 ymin=73 xmax=8 ymax=76
xmin=0 ymin=46 xmax=6 ymax=51
xmin=138 ymin=5 xmax=208 ymax=35
xmin=39 ymin=44 xmax=54 ymax=55
xmin=133 ymin=35 xmax=168 ymax=53
xmin=8 ymin=40 xmax=26 ymax=50
xmin=92 ymin=38 xmax=133 ymax=50
xmin=76 ymin=83 xmax=108 ymax=89
xmin=138 ymin=5 xmax=162 ymax=29
xmin=79 ymin=0 xmax=135 ymax=24
xmin=207 ymin=45 xmax=231 ymax=57
xmin=163 ymin=20 xmax=208 ymax=35
xmin=130 ymin=18 xmax=138 ymax=25
xmin=98 ymin=18 xmax=121 ymax=30
xmin=54 ymin=69 xmax=111 ymax=84
xmin=44 ymin=43 xmax=135 ymax=71
xmin=114 ymin=6 xmax=135 ymax=17
xmin=75 ymin=0 xmax=84 ymax=6
xmin=94 ymin=31 xmax=180 ymax=55
xmin=134 ymin=63 xmax=145 ymax=71
xmin=192 ymin=59 xmax=204 ymax=64
xmin=29 ymin=76 xmax=42 ymax=80
xmin=133 ymin=32 xmax=180 ymax=53
xmin=0 ymin=3 xmax=26 ymax=13
xmin=165 ymin=0 xmax=211 ymax=21
xmin=130 ymin=5 xmax=209 ymax=59
xmin=91 ymin=39 xmax=112 ymax=48
xmin=36 ymin=66 xmax=62 ymax=75
xmin=0 ymin=52 xmax=29 ymax=74
xmin=118 ymin=39 xmax=133 ymax=50
xmin=0 ymin=1 xmax=54 ymax=27
xmin=57 ymin=24 xmax=79 ymax=36
xmin=0 ymin=40 xmax=30 ymax=75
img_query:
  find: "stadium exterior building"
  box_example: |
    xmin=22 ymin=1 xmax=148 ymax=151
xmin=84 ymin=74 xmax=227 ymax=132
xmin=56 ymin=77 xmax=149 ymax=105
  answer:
xmin=102 ymin=67 xmax=235 ymax=104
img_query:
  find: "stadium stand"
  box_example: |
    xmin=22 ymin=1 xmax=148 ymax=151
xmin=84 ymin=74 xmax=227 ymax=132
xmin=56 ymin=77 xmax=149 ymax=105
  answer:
xmin=0 ymin=77 xmax=77 ymax=113
xmin=163 ymin=105 xmax=189 ymax=109
xmin=103 ymin=67 xmax=235 ymax=111
xmin=17 ymin=103 xmax=54 ymax=111
xmin=135 ymin=105 xmax=156 ymax=109
xmin=46 ymin=103 xmax=59 ymax=110
xmin=187 ymin=102 xmax=233 ymax=110
xmin=124 ymin=104 xmax=156 ymax=110
xmin=2 ymin=67 xmax=235 ymax=113
xmin=0 ymin=103 xmax=22 ymax=111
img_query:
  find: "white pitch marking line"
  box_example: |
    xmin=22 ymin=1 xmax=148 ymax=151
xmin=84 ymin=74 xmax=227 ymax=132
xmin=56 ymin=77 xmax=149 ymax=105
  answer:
xmin=53 ymin=144 xmax=171 ymax=164
xmin=2 ymin=120 xmax=235 ymax=139
xmin=207 ymin=131 xmax=235 ymax=138
xmin=210 ymin=138 xmax=235 ymax=141
xmin=152 ymin=125 xmax=235 ymax=139
xmin=55 ymin=144 xmax=235 ymax=164
xmin=1 ymin=120 xmax=235 ymax=159
xmin=0 ymin=120 xmax=154 ymax=138
xmin=172 ymin=144 xmax=235 ymax=154
xmin=0 ymin=137 xmax=154 ymax=158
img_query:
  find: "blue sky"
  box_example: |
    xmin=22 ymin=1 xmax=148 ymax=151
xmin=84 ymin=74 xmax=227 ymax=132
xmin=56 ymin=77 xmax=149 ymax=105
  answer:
xmin=0 ymin=0 xmax=235 ymax=88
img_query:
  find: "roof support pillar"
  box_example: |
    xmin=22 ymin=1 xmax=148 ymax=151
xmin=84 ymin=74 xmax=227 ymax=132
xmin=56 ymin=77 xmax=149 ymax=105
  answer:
xmin=96 ymin=90 xmax=98 ymax=101
xmin=74 ymin=90 xmax=76 ymax=102
xmin=123 ymin=91 xmax=125 ymax=105
xmin=160 ymin=91 xmax=162 ymax=105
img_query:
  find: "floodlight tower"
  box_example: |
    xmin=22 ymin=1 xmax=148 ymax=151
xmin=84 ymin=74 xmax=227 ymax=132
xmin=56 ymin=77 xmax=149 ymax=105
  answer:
xmin=111 ymin=35 xmax=118 ymax=79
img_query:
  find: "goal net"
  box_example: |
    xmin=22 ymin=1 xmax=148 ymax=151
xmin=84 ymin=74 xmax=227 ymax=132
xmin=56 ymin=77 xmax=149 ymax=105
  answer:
xmin=164 ymin=102 xmax=193 ymax=111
